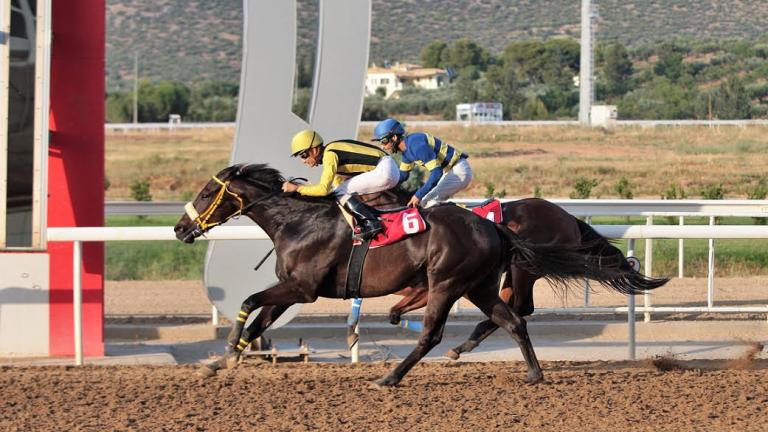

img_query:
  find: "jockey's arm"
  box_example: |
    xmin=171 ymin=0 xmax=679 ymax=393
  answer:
xmin=297 ymin=151 xmax=339 ymax=197
xmin=414 ymin=159 xmax=441 ymax=199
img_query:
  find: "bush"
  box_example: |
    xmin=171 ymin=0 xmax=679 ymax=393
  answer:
xmin=484 ymin=182 xmax=507 ymax=199
xmin=569 ymin=177 xmax=599 ymax=199
xmin=614 ymin=176 xmax=634 ymax=199
xmin=662 ymin=184 xmax=687 ymax=200
xmin=130 ymin=180 xmax=152 ymax=202
xmin=700 ymin=183 xmax=725 ymax=200
xmin=746 ymin=179 xmax=768 ymax=200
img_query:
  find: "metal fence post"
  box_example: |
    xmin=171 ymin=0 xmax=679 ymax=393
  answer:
xmin=708 ymin=216 xmax=716 ymax=308
xmin=583 ymin=216 xmax=592 ymax=306
xmin=644 ymin=216 xmax=653 ymax=322
xmin=73 ymin=240 xmax=83 ymax=366
xmin=627 ymin=238 xmax=636 ymax=361
xmin=678 ymin=216 xmax=685 ymax=278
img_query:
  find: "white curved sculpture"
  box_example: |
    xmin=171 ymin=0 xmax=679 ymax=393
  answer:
xmin=204 ymin=0 xmax=372 ymax=326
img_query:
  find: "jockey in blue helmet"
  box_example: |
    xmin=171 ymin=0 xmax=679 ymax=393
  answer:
xmin=372 ymin=118 xmax=473 ymax=208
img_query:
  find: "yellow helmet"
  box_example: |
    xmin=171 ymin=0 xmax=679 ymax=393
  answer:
xmin=290 ymin=129 xmax=324 ymax=156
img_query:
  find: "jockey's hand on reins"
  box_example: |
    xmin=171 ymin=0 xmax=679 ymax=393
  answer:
xmin=281 ymin=177 xmax=308 ymax=194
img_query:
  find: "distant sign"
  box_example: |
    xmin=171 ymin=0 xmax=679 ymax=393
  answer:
xmin=456 ymin=102 xmax=503 ymax=122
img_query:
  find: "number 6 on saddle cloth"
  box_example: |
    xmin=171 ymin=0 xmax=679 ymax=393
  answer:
xmin=345 ymin=207 xmax=427 ymax=248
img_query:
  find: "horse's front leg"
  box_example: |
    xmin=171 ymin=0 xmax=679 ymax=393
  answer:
xmin=199 ymin=281 xmax=313 ymax=377
xmin=464 ymin=287 xmax=543 ymax=385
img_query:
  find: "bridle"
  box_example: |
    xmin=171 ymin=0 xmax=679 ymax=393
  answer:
xmin=184 ymin=175 xmax=245 ymax=233
xmin=184 ymin=174 xmax=296 ymax=237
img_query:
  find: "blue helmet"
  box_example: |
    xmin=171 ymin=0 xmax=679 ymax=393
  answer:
xmin=372 ymin=118 xmax=405 ymax=141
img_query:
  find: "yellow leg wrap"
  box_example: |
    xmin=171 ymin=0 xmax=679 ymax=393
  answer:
xmin=236 ymin=338 xmax=249 ymax=351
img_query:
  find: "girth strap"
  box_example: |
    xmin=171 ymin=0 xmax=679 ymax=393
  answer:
xmin=342 ymin=239 xmax=371 ymax=299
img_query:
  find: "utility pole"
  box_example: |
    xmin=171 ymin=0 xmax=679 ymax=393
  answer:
xmin=578 ymin=0 xmax=592 ymax=126
xmin=132 ymin=52 xmax=138 ymax=124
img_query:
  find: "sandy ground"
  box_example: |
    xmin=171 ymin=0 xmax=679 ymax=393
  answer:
xmin=1 ymin=360 xmax=766 ymax=431
xmin=105 ymin=276 xmax=768 ymax=317
xmin=0 ymin=280 xmax=763 ymax=430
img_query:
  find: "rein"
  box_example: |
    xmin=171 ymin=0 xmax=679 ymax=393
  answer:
xmin=184 ymin=175 xmax=283 ymax=234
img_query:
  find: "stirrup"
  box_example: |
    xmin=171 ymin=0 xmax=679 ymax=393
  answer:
xmin=352 ymin=223 xmax=383 ymax=242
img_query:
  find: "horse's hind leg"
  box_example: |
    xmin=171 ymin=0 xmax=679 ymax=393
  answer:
xmin=373 ymin=292 xmax=457 ymax=388
xmin=388 ymin=286 xmax=429 ymax=325
xmin=447 ymin=268 xmax=537 ymax=359
xmin=465 ymin=288 xmax=543 ymax=384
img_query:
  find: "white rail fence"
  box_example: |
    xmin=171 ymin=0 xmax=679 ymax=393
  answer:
xmin=107 ymin=198 xmax=768 ymax=307
xmin=48 ymin=224 xmax=768 ymax=365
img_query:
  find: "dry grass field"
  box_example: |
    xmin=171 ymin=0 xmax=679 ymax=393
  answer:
xmin=106 ymin=125 xmax=768 ymax=201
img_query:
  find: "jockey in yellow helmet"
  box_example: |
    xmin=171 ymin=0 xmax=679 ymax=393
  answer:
xmin=282 ymin=129 xmax=400 ymax=241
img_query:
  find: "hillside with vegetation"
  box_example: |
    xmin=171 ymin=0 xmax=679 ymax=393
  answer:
xmin=106 ymin=1 xmax=768 ymax=122
xmin=107 ymin=0 xmax=768 ymax=91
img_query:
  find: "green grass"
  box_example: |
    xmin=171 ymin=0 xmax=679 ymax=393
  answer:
xmin=588 ymin=216 xmax=768 ymax=277
xmin=106 ymin=216 xmax=207 ymax=280
xmin=104 ymin=215 xmax=768 ymax=280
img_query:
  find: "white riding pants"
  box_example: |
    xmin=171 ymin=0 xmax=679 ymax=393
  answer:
xmin=333 ymin=156 xmax=400 ymax=203
xmin=421 ymin=158 xmax=473 ymax=208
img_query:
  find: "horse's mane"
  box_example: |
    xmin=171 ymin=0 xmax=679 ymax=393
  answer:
xmin=221 ymin=163 xmax=285 ymax=189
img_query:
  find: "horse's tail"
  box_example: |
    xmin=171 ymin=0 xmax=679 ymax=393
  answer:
xmin=497 ymin=223 xmax=669 ymax=295
xmin=574 ymin=219 xmax=669 ymax=292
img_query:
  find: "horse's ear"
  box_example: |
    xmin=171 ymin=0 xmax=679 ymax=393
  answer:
xmin=234 ymin=164 xmax=246 ymax=178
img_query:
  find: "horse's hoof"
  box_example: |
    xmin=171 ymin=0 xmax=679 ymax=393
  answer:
xmin=224 ymin=353 xmax=241 ymax=369
xmin=525 ymin=372 xmax=544 ymax=385
xmin=388 ymin=313 xmax=401 ymax=326
xmin=370 ymin=376 xmax=398 ymax=389
xmin=195 ymin=364 xmax=217 ymax=378
xmin=445 ymin=349 xmax=460 ymax=361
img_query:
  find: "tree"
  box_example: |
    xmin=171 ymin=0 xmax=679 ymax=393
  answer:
xmin=187 ymin=81 xmax=239 ymax=121
xmin=137 ymin=80 xmax=191 ymax=122
xmin=420 ymin=40 xmax=448 ymax=68
xmin=502 ymin=39 xmax=579 ymax=87
xmin=712 ymin=78 xmax=752 ymax=119
xmin=105 ymin=92 xmax=132 ymax=123
xmin=480 ymin=64 xmax=523 ymax=119
xmin=445 ymin=39 xmax=492 ymax=72
xmin=453 ymin=75 xmax=478 ymax=103
xmin=654 ymin=43 xmax=685 ymax=82
xmin=602 ymin=43 xmax=634 ymax=98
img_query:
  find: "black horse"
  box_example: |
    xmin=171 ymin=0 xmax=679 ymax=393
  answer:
xmin=379 ymin=197 xmax=670 ymax=359
xmin=174 ymin=164 xmax=639 ymax=386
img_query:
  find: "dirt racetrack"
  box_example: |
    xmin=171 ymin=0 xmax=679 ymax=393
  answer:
xmin=2 ymin=359 xmax=767 ymax=431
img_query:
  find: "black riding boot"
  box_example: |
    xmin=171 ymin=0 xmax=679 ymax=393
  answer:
xmin=342 ymin=196 xmax=383 ymax=241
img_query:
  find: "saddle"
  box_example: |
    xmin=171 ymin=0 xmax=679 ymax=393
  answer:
xmin=340 ymin=206 xmax=428 ymax=248
xmin=340 ymin=206 xmax=428 ymax=299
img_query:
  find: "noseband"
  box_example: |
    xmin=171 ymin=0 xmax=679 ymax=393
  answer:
xmin=185 ymin=176 xmax=245 ymax=233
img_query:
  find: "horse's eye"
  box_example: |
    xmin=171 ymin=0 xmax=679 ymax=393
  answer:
xmin=201 ymin=193 xmax=211 ymax=199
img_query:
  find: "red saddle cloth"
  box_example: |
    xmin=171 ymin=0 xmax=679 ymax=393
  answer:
xmin=356 ymin=207 xmax=426 ymax=248
xmin=470 ymin=199 xmax=502 ymax=223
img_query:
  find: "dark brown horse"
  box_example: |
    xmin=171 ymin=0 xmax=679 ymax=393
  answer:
xmin=379 ymin=197 xmax=669 ymax=359
xmin=174 ymin=164 xmax=638 ymax=386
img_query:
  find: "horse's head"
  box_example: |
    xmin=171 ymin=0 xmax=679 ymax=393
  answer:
xmin=174 ymin=163 xmax=284 ymax=243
